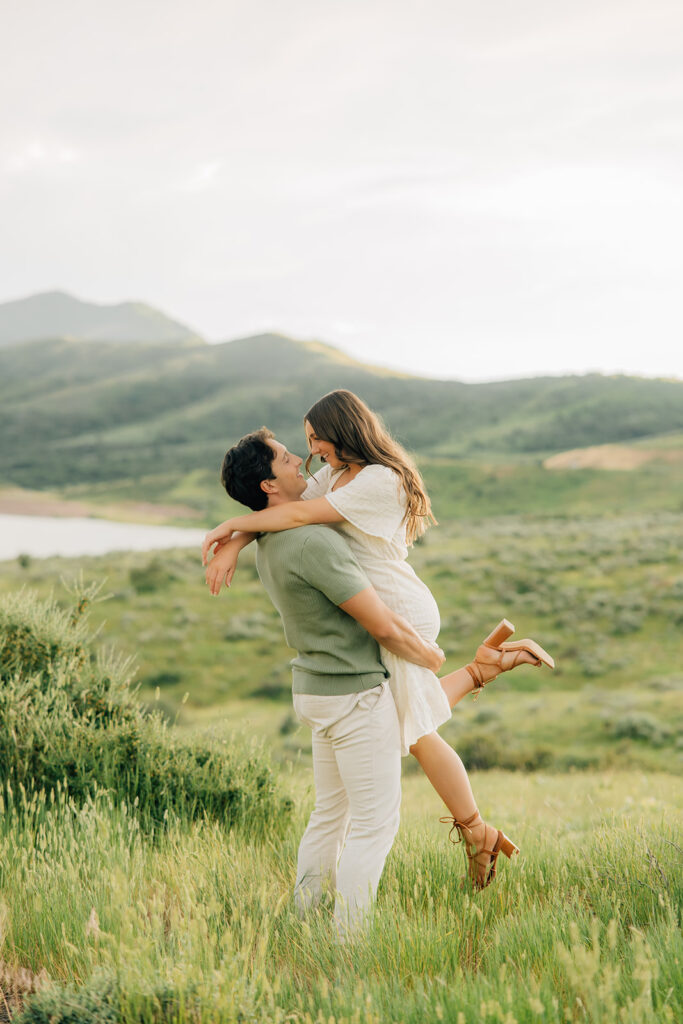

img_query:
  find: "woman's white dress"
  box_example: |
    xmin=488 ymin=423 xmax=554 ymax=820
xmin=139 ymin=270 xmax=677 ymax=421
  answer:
xmin=303 ymin=463 xmax=451 ymax=755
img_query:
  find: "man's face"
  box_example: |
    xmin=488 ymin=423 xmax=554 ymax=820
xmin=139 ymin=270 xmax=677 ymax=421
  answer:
xmin=264 ymin=439 xmax=306 ymax=503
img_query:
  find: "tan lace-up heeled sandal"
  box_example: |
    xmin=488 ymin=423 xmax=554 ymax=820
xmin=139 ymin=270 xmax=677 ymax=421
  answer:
xmin=465 ymin=619 xmax=555 ymax=701
xmin=440 ymin=810 xmax=520 ymax=890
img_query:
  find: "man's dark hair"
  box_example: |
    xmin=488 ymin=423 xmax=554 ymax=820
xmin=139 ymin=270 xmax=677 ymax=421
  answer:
xmin=220 ymin=428 xmax=276 ymax=511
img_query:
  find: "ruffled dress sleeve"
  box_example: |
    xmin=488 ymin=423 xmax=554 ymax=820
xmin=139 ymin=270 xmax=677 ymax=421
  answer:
xmin=325 ymin=464 xmax=407 ymax=541
xmin=302 ymin=465 xmax=333 ymax=501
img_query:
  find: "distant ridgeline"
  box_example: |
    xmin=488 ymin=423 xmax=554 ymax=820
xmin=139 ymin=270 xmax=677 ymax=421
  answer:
xmin=1 ymin=290 xmax=682 ymax=490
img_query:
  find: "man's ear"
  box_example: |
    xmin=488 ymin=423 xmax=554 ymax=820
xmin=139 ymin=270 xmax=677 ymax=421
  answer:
xmin=260 ymin=478 xmax=277 ymax=496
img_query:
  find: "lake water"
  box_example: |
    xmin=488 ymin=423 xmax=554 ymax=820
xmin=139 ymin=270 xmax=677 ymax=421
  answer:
xmin=0 ymin=514 xmax=206 ymax=561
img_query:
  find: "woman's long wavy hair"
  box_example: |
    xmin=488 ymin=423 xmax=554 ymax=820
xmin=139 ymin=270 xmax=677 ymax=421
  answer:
xmin=304 ymin=389 xmax=436 ymax=545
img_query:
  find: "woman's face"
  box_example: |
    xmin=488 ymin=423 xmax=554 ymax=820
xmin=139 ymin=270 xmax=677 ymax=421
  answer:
xmin=304 ymin=420 xmax=345 ymax=469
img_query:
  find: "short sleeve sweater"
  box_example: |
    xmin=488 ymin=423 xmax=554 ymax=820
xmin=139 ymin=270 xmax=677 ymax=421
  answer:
xmin=255 ymin=524 xmax=389 ymax=695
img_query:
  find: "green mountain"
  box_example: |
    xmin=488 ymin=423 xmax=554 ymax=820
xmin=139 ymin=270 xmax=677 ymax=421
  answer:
xmin=0 ymin=290 xmax=202 ymax=346
xmin=1 ymin=331 xmax=682 ymax=492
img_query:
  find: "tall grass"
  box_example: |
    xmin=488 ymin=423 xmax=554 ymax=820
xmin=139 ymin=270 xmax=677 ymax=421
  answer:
xmin=1 ymin=550 xmax=681 ymax=1020
xmin=2 ymin=774 xmax=680 ymax=1023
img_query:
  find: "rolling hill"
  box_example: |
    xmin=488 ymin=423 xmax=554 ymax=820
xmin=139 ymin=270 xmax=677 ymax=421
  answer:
xmin=1 ymin=330 xmax=683 ymax=495
xmin=0 ymin=290 xmax=202 ymax=346
xmin=1 ymin=280 xmax=682 ymax=530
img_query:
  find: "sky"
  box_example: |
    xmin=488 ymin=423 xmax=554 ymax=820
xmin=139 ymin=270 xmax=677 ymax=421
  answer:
xmin=1 ymin=0 xmax=682 ymax=382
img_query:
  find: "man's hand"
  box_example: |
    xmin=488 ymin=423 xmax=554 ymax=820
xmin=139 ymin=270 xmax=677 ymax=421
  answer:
xmin=426 ymin=641 xmax=446 ymax=674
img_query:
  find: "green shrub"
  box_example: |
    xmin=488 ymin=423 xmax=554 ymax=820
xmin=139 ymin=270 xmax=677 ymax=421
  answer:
xmin=13 ymin=971 xmax=119 ymax=1024
xmin=14 ymin=969 xmax=255 ymax=1024
xmin=607 ymin=712 xmax=671 ymax=745
xmin=128 ymin=558 xmax=175 ymax=594
xmin=0 ymin=587 xmax=292 ymax=834
xmin=14 ymin=971 xmax=202 ymax=1024
xmin=578 ymin=652 xmax=608 ymax=678
xmin=0 ymin=588 xmax=89 ymax=688
xmin=556 ymin=750 xmax=602 ymax=771
xmin=452 ymin=727 xmax=554 ymax=772
xmin=223 ymin=610 xmax=277 ymax=641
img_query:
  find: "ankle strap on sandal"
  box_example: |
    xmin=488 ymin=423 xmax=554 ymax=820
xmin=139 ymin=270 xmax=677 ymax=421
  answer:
xmin=465 ymin=661 xmax=484 ymax=690
xmin=440 ymin=810 xmax=481 ymax=844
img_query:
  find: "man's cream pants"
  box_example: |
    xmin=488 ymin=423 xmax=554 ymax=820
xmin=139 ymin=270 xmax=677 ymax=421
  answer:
xmin=292 ymin=681 xmax=401 ymax=934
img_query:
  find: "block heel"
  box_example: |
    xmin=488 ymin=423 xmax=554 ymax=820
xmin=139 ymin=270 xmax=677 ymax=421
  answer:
xmin=482 ymin=618 xmax=515 ymax=647
xmin=497 ymin=833 xmax=520 ymax=859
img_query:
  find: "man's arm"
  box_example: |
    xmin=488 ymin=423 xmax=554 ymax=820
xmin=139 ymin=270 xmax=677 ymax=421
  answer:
xmin=339 ymin=587 xmax=445 ymax=674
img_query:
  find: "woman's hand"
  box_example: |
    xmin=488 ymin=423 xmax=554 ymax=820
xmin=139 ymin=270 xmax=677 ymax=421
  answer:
xmin=205 ymin=540 xmax=241 ymax=595
xmin=202 ymin=521 xmax=236 ymax=565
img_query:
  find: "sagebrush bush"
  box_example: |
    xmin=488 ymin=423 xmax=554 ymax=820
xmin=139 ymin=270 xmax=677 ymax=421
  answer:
xmin=449 ymin=725 xmax=554 ymax=772
xmin=0 ymin=588 xmax=89 ymax=688
xmin=223 ymin=610 xmax=276 ymax=641
xmin=0 ymin=587 xmax=292 ymax=834
xmin=128 ymin=558 xmax=175 ymax=594
xmin=607 ymin=711 xmax=671 ymax=745
xmin=12 ymin=970 xmax=210 ymax=1024
xmin=12 ymin=971 xmax=119 ymax=1024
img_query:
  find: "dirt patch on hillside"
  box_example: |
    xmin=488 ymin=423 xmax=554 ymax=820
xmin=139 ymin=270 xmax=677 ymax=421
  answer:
xmin=0 ymin=489 xmax=92 ymax=516
xmin=544 ymin=444 xmax=683 ymax=471
xmin=0 ymin=488 xmax=201 ymax=523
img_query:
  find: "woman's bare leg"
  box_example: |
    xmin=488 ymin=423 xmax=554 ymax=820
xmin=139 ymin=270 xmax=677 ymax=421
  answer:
xmin=410 ymin=730 xmax=508 ymax=888
xmin=438 ymin=666 xmax=476 ymax=709
xmin=409 ymin=730 xmax=477 ymax=821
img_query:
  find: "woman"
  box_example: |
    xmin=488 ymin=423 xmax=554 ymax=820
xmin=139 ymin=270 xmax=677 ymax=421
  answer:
xmin=203 ymin=390 xmax=553 ymax=888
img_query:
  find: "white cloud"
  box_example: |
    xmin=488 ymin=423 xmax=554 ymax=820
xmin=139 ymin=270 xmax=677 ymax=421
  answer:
xmin=5 ymin=140 xmax=81 ymax=173
xmin=176 ymin=160 xmax=223 ymax=193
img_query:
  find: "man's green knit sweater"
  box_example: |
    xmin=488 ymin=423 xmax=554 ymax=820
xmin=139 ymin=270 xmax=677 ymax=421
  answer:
xmin=255 ymin=525 xmax=389 ymax=695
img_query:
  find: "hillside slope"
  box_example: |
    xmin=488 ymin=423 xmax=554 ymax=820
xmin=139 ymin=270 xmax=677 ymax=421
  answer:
xmin=1 ymin=332 xmax=682 ymax=489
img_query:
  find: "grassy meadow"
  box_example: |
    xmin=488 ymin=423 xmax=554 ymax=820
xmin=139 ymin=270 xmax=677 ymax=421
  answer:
xmin=1 ymin=767 xmax=681 ymax=1023
xmin=1 ymin=452 xmax=682 ymax=1021
xmin=2 ymin=499 xmax=681 ymax=776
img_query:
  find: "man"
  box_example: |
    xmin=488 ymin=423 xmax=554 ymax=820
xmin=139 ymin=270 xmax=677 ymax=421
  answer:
xmin=214 ymin=428 xmax=444 ymax=934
